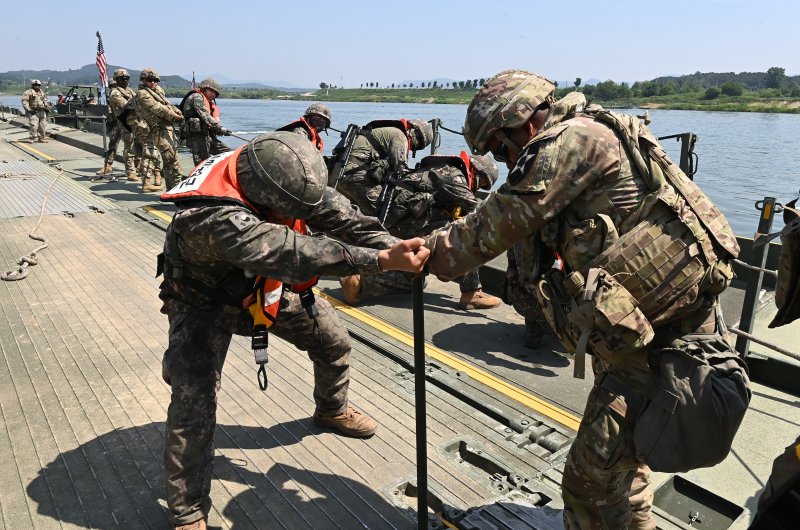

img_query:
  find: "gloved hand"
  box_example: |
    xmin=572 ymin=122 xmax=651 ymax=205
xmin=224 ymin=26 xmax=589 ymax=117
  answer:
xmin=219 ymin=128 xmax=232 ymax=136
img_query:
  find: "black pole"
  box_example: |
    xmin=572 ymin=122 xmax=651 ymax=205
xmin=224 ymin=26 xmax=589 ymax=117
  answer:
xmin=412 ymin=275 xmax=428 ymax=529
xmin=736 ymin=196 xmax=776 ymax=356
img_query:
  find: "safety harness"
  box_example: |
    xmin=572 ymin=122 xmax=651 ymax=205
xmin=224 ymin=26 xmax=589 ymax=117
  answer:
xmin=159 ymin=147 xmax=319 ymax=390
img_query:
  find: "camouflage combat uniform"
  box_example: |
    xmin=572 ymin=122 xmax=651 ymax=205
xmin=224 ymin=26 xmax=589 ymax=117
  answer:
xmin=136 ymin=83 xmax=183 ymax=188
xmin=106 ymin=81 xmax=137 ymax=176
xmin=21 ymin=86 xmax=50 ymax=141
xmin=427 ymin=93 xmax=744 ymax=529
xmin=505 ymin=241 xmax=552 ymax=347
xmin=181 ymin=90 xmax=230 ymax=166
xmin=337 ymin=125 xmax=409 ymax=217
xmin=159 ymin=182 xmax=396 ymax=526
xmin=383 ymin=158 xmax=486 ymax=295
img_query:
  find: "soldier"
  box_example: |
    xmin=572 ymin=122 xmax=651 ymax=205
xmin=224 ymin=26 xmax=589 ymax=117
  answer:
xmin=180 ymin=77 xmax=231 ymax=166
xmin=277 ymin=102 xmax=332 ymax=151
xmin=95 ymin=69 xmax=139 ymax=182
xmin=341 ymin=152 xmax=502 ymax=310
xmin=335 ymin=118 xmax=433 ymax=217
xmin=424 ymin=70 xmax=751 ymax=529
xmin=158 ymin=131 xmax=428 ymax=530
xmin=135 ymin=67 xmax=184 ymax=191
xmin=21 ymin=79 xmax=51 ymax=142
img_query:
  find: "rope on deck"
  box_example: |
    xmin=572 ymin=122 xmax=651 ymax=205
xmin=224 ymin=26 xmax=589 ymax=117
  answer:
xmin=728 ymin=327 xmax=800 ymax=362
xmin=1 ymin=164 xmax=62 ymax=281
xmin=732 ymin=258 xmax=778 ymax=278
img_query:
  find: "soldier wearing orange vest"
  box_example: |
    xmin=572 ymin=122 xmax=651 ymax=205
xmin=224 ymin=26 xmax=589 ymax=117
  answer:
xmin=180 ymin=77 xmax=232 ymax=166
xmin=277 ymin=102 xmax=331 ymax=152
xmin=158 ymin=131 xmax=428 ymax=530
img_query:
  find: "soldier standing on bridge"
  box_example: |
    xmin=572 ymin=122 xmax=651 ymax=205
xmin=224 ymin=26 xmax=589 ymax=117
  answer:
xmin=424 ymin=70 xmax=751 ymax=529
xmin=21 ymin=79 xmax=51 ymax=143
xmin=136 ymin=67 xmax=184 ymax=191
xmin=95 ymin=69 xmax=139 ymax=182
xmin=158 ymin=131 xmax=428 ymax=530
xmin=180 ymin=77 xmax=231 ymax=166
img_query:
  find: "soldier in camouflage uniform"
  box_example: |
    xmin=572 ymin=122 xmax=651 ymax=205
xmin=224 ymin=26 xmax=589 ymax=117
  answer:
xmin=424 ymin=70 xmax=749 ymax=529
xmin=180 ymin=77 xmax=231 ymax=166
xmin=21 ymin=79 xmax=51 ymax=142
xmin=158 ymin=131 xmax=428 ymax=530
xmin=335 ymin=118 xmax=433 ymax=216
xmin=277 ymin=102 xmax=331 ymax=151
xmin=135 ymin=67 xmax=184 ymax=191
xmin=95 ymin=69 xmax=139 ymax=181
xmin=344 ymin=152 xmax=502 ymax=309
xmin=504 ymin=240 xmax=553 ymax=348
xmin=335 ymin=119 xmax=433 ymax=304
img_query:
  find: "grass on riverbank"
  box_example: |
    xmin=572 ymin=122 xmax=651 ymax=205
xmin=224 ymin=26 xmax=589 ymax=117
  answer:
xmin=4 ymin=84 xmax=800 ymax=113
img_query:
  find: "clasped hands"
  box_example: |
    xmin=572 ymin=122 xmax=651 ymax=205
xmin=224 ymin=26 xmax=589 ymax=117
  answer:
xmin=377 ymin=237 xmax=430 ymax=274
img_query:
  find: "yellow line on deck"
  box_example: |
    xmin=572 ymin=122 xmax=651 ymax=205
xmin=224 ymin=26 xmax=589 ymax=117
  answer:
xmin=142 ymin=205 xmax=174 ymax=223
xmin=134 ymin=202 xmax=580 ymax=430
xmin=315 ymin=289 xmax=582 ymax=432
xmin=12 ymin=141 xmax=55 ymax=161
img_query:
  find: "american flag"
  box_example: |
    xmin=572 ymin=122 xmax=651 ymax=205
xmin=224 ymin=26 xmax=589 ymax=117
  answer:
xmin=95 ymin=31 xmax=108 ymax=102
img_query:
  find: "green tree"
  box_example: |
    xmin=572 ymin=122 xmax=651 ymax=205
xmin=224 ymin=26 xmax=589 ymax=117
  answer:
xmin=574 ymin=77 xmax=581 ymax=89
xmin=433 ymin=80 xmax=438 ymax=88
xmin=720 ymin=82 xmax=744 ymax=96
xmin=703 ymin=86 xmax=721 ymax=100
xmin=790 ymin=81 xmax=800 ymax=97
xmin=319 ymin=82 xmax=328 ymax=90
xmin=765 ymin=67 xmax=786 ymax=89
xmin=479 ymin=78 xmax=486 ymax=86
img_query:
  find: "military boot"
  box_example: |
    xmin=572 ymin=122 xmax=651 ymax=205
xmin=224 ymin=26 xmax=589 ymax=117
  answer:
xmin=175 ymin=518 xmax=206 ymax=530
xmin=141 ymin=175 xmax=161 ymax=193
xmin=126 ymin=169 xmax=139 ymax=182
xmin=459 ymin=289 xmax=502 ymax=310
xmin=153 ymin=171 xmax=164 ymax=191
xmin=95 ymin=163 xmax=113 ymax=176
xmin=313 ymin=406 xmax=377 ymax=437
xmin=339 ymin=275 xmax=362 ymax=305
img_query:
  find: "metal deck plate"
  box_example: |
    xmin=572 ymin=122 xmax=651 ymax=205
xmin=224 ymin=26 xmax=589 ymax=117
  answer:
xmin=0 ymin=159 xmax=116 ymax=219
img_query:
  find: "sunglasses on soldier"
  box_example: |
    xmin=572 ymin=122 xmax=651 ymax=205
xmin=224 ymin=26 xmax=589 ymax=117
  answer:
xmin=489 ymin=129 xmax=522 ymax=163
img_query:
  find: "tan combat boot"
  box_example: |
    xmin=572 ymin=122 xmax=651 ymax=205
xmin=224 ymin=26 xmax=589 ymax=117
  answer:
xmin=459 ymin=289 xmax=502 ymax=310
xmin=153 ymin=169 xmax=165 ymax=190
xmin=126 ymin=167 xmax=139 ymax=182
xmin=175 ymin=518 xmax=207 ymax=530
xmin=313 ymin=406 xmax=377 ymax=437
xmin=95 ymin=163 xmax=113 ymax=176
xmin=141 ymin=176 xmax=161 ymax=193
xmin=339 ymin=275 xmax=362 ymax=305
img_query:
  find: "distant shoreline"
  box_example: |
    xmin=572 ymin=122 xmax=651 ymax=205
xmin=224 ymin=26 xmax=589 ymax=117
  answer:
xmin=4 ymin=87 xmax=800 ymax=114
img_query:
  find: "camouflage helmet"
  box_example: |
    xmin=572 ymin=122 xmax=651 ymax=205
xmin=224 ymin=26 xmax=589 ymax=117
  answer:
xmin=139 ymin=67 xmax=160 ymax=81
xmin=304 ymin=102 xmax=332 ymax=127
xmin=469 ymin=154 xmax=499 ymax=190
xmin=463 ymin=69 xmax=555 ymax=155
xmin=239 ymin=131 xmax=327 ymax=219
xmin=31 ymin=79 xmax=42 ymax=86
xmin=407 ymin=119 xmax=433 ymax=150
xmin=112 ymin=68 xmax=130 ymax=80
xmin=198 ymin=77 xmax=221 ymax=95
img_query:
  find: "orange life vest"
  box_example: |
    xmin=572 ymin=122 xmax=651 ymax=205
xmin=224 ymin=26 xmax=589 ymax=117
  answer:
xmin=277 ymin=117 xmax=323 ymax=151
xmin=161 ymin=146 xmax=319 ymax=323
xmin=196 ymin=88 xmax=220 ymax=121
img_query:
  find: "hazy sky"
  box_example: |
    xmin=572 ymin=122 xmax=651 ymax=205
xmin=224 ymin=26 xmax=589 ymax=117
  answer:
xmin=2 ymin=0 xmax=797 ymax=87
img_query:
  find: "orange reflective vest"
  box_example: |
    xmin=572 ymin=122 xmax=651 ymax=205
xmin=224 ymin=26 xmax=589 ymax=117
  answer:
xmin=418 ymin=151 xmax=476 ymax=192
xmin=277 ymin=117 xmax=323 ymax=151
xmin=365 ymin=118 xmax=411 ymax=152
xmin=161 ymin=146 xmax=318 ymax=326
xmin=195 ymin=88 xmax=220 ymax=121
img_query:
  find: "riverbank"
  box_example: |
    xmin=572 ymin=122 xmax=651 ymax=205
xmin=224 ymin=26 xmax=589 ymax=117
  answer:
xmin=5 ymin=86 xmax=800 ymax=113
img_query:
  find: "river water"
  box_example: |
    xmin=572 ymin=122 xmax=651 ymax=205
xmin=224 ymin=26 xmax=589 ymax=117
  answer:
xmin=3 ymin=95 xmax=798 ymax=235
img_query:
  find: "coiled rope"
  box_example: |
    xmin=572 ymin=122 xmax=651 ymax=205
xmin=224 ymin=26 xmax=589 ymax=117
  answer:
xmin=1 ymin=164 xmax=63 ymax=281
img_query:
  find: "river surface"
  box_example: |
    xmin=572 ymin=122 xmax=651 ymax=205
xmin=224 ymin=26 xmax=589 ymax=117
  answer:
xmin=2 ymin=95 xmax=798 ymax=235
